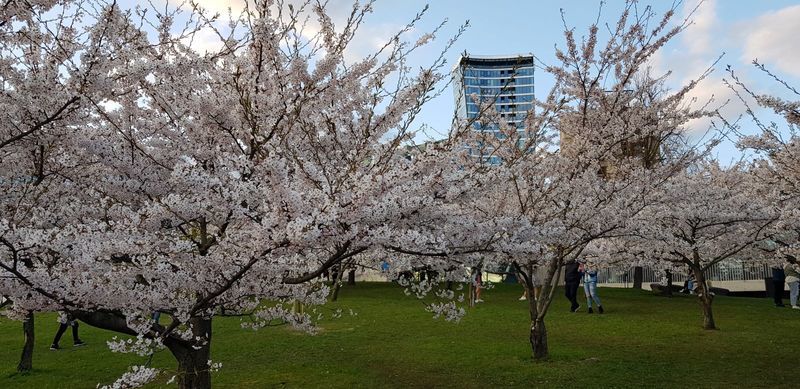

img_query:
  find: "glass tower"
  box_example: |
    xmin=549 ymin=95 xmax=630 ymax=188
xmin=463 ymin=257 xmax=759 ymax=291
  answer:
xmin=452 ymin=54 xmax=535 ymax=163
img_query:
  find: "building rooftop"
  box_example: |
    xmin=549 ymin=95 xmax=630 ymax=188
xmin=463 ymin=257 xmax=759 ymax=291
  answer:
xmin=452 ymin=53 xmax=535 ymax=72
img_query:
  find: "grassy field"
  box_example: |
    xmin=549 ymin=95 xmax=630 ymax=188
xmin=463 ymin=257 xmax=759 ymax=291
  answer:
xmin=1 ymin=283 xmax=798 ymax=388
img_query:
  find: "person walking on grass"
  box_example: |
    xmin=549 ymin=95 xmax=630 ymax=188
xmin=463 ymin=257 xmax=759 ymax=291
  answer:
xmin=564 ymin=259 xmax=581 ymax=312
xmin=50 ymin=312 xmax=85 ymax=350
xmin=582 ymin=263 xmax=604 ymax=314
xmin=784 ymin=256 xmax=800 ymax=310
xmin=473 ymin=266 xmax=484 ymax=303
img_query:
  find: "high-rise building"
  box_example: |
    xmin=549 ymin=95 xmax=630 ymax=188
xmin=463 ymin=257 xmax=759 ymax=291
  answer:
xmin=452 ymin=54 xmax=535 ymax=163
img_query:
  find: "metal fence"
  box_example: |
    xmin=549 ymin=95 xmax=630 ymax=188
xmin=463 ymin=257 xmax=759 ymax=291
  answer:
xmin=597 ymin=260 xmax=773 ymax=285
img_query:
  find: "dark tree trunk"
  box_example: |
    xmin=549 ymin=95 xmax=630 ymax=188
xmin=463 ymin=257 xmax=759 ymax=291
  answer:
xmin=467 ymin=279 xmax=475 ymax=307
xmin=517 ymin=258 xmax=562 ymax=362
xmin=661 ymin=270 xmax=673 ymax=297
xmin=632 ymin=266 xmax=643 ymax=290
xmin=699 ymin=295 xmax=716 ymax=330
xmin=525 ymin=283 xmax=549 ymax=361
xmin=692 ymin=267 xmax=716 ymax=330
xmin=331 ymin=281 xmax=342 ymax=301
xmin=347 ymin=269 xmax=356 ymax=285
xmin=17 ymin=312 xmax=34 ymax=373
xmin=165 ymin=317 xmax=212 ymax=389
xmin=530 ymin=317 xmax=548 ymax=360
xmin=72 ymin=310 xmax=214 ymax=387
xmin=331 ymin=264 xmax=345 ymax=302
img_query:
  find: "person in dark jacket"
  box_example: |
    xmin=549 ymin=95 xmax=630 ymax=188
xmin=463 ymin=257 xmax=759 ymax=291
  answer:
xmin=564 ymin=259 xmax=581 ymax=312
xmin=772 ymin=266 xmax=786 ymax=307
xmin=50 ymin=312 xmax=85 ymax=350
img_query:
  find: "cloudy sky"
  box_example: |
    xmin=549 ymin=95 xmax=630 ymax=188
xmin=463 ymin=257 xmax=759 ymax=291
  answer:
xmin=136 ymin=0 xmax=800 ymax=163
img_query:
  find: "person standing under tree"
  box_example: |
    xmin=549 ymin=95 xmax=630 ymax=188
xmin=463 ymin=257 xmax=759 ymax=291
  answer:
xmin=520 ymin=265 xmax=547 ymax=301
xmin=784 ymin=256 xmax=800 ymax=310
xmin=564 ymin=259 xmax=581 ymax=312
xmin=772 ymin=265 xmax=786 ymax=307
xmin=582 ymin=263 xmax=604 ymax=314
xmin=682 ymin=272 xmax=696 ymax=294
xmin=473 ymin=266 xmax=484 ymax=303
xmin=50 ymin=312 xmax=85 ymax=350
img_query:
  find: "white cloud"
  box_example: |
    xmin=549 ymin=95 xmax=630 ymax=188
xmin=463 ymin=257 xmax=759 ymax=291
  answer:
xmin=186 ymin=0 xmax=405 ymax=61
xmin=182 ymin=25 xmax=227 ymax=54
xmin=681 ymin=0 xmax=717 ymax=56
xmin=191 ymin=0 xmax=247 ymax=15
xmin=682 ymin=76 xmax=743 ymax=137
xmin=741 ymin=5 xmax=800 ymax=78
xmin=674 ymin=0 xmax=735 ymax=135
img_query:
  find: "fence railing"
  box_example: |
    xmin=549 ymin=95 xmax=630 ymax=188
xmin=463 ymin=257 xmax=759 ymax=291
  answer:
xmin=597 ymin=261 xmax=773 ymax=285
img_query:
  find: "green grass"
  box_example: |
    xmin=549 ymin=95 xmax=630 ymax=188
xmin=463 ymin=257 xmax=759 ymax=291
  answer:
xmin=2 ymin=283 xmax=798 ymax=388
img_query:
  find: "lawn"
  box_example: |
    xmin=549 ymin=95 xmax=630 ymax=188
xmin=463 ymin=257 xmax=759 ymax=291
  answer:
xmin=1 ymin=283 xmax=798 ymax=388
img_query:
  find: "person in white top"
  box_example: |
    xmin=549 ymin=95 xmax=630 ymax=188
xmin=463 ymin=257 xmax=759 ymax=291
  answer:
xmin=519 ymin=266 xmax=547 ymax=301
xmin=783 ymin=257 xmax=800 ymax=310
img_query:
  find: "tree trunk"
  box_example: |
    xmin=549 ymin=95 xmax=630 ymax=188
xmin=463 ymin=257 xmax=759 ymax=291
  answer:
xmin=632 ymin=266 xmax=643 ymax=290
xmin=165 ymin=317 xmax=212 ymax=389
xmin=331 ymin=264 xmax=345 ymax=302
xmin=692 ymin=267 xmax=716 ymax=330
xmin=530 ymin=317 xmax=548 ymax=360
xmin=17 ymin=312 xmax=34 ymax=373
xmin=661 ymin=270 xmax=673 ymax=297
xmin=72 ymin=310 xmax=214 ymax=387
xmin=699 ymin=295 xmax=716 ymax=330
xmin=291 ymin=299 xmax=305 ymax=314
xmin=518 ymin=258 xmax=562 ymax=362
xmin=331 ymin=281 xmax=342 ymax=302
xmin=347 ymin=269 xmax=356 ymax=285
xmin=467 ymin=280 xmax=474 ymax=307
xmin=525 ymin=282 xmax=549 ymax=361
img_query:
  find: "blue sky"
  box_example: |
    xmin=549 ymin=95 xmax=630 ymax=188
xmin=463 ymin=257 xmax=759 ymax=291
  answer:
xmin=139 ymin=1 xmax=800 ymax=162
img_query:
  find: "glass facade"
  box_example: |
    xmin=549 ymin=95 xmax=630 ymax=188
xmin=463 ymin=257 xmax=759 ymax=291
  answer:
xmin=452 ymin=54 xmax=535 ymax=163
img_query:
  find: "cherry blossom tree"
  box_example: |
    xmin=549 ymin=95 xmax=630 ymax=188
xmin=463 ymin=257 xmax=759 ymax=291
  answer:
xmin=0 ymin=1 xmax=472 ymax=387
xmin=605 ymin=163 xmax=777 ymax=330
xmin=391 ymin=1 xmax=721 ymax=361
xmin=0 ymin=0 xmax=115 ymax=372
xmin=726 ymin=61 xmax=800 ymax=262
xmin=0 ymin=2 xmax=759 ymax=386
xmin=493 ymin=2 xmax=724 ymax=359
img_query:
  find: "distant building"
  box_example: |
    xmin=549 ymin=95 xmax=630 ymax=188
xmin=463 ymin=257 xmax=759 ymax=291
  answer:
xmin=452 ymin=54 xmax=535 ymax=164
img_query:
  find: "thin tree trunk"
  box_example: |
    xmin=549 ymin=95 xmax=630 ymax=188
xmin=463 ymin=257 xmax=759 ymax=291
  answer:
xmin=347 ymin=269 xmax=356 ymax=285
xmin=331 ymin=263 xmax=345 ymax=302
xmin=467 ymin=280 xmax=474 ymax=307
xmin=291 ymin=299 xmax=306 ymax=315
xmin=165 ymin=317 xmax=212 ymax=389
xmin=17 ymin=312 xmax=34 ymax=373
xmin=330 ymin=282 xmax=342 ymax=301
